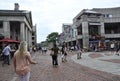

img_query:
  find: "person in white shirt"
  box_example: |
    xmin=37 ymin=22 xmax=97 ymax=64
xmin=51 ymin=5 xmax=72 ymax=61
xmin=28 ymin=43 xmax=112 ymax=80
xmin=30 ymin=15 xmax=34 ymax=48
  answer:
xmin=61 ymin=43 xmax=67 ymax=62
xmin=76 ymin=44 xmax=82 ymax=59
xmin=29 ymin=46 xmax=33 ymax=54
xmin=110 ymin=42 xmax=115 ymax=54
xmin=64 ymin=45 xmax=67 ymax=62
xmin=2 ymin=43 xmax=11 ymax=66
xmin=110 ymin=43 xmax=115 ymax=50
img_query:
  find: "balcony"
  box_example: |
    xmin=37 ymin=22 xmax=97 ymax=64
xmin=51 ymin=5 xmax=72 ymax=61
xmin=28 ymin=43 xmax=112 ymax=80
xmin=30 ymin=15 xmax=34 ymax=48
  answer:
xmin=105 ymin=34 xmax=120 ymax=38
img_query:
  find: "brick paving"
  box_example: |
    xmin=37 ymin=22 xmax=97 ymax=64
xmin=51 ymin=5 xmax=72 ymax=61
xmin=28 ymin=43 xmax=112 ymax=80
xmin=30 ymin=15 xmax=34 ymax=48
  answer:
xmin=101 ymin=59 xmax=120 ymax=63
xmin=88 ymin=53 xmax=104 ymax=58
xmin=0 ymin=51 xmax=120 ymax=81
xmin=88 ymin=51 xmax=120 ymax=64
xmin=0 ymin=56 xmax=15 ymax=81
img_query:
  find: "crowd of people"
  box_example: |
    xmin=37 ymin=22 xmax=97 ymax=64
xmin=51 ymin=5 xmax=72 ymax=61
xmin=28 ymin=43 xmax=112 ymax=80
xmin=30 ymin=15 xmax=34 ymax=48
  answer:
xmin=89 ymin=41 xmax=120 ymax=52
xmin=0 ymin=40 xmax=120 ymax=81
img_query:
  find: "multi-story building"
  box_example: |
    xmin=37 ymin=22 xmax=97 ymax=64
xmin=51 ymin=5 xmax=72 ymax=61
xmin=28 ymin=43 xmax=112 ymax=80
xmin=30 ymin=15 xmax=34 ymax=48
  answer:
xmin=0 ymin=3 xmax=36 ymax=46
xmin=59 ymin=24 xmax=72 ymax=45
xmin=72 ymin=7 xmax=120 ymax=49
xmin=61 ymin=7 xmax=120 ymax=50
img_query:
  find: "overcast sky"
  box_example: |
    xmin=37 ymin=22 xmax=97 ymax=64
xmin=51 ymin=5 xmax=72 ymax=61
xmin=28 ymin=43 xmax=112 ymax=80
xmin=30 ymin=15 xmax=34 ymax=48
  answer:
xmin=0 ymin=0 xmax=120 ymax=43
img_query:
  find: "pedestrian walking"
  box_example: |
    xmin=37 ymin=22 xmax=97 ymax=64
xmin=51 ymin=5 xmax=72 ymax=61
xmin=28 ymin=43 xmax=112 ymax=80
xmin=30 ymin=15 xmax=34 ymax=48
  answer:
xmin=115 ymin=42 xmax=120 ymax=56
xmin=51 ymin=43 xmax=59 ymax=67
xmin=2 ymin=43 xmax=11 ymax=66
xmin=115 ymin=48 xmax=120 ymax=55
xmin=44 ymin=47 xmax=47 ymax=54
xmin=41 ymin=47 xmax=44 ymax=54
xmin=38 ymin=45 xmax=42 ymax=53
xmin=76 ymin=44 xmax=82 ymax=59
xmin=13 ymin=41 xmax=37 ymax=81
xmin=61 ymin=43 xmax=67 ymax=62
xmin=110 ymin=42 xmax=115 ymax=54
xmin=64 ymin=44 xmax=67 ymax=62
xmin=29 ymin=46 xmax=33 ymax=55
xmin=33 ymin=46 xmax=36 ymax=53
xmin=61 ymin=44 xmax=65 ymax=62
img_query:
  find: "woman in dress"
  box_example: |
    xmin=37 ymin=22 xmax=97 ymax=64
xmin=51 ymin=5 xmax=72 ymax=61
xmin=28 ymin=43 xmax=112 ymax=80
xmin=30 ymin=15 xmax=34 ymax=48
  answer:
xmin=13 ymin=41 xmax=37 ymax=81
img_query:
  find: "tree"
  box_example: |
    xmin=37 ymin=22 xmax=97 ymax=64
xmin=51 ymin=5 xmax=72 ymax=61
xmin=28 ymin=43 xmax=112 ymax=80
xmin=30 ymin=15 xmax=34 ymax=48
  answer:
xmin=46 ymin=32 xmax=59 ymax=43
xmin=40 ymin=41 xmax=45 ymax=47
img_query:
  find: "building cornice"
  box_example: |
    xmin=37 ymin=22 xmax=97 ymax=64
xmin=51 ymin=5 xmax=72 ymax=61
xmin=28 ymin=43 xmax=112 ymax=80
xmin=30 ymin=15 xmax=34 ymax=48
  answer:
xmin=0 ymin=10 xmax=33 ymax=27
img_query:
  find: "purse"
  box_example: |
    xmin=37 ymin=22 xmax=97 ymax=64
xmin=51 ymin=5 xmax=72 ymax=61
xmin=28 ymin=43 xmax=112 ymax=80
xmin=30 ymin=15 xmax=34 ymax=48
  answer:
xmin=50 ymin=50 xmax=54 ymax=56
xmin=64 ymin=52 xmax=67 ymax=56
xmin=16 ymin=65 xmax=30 ymax=76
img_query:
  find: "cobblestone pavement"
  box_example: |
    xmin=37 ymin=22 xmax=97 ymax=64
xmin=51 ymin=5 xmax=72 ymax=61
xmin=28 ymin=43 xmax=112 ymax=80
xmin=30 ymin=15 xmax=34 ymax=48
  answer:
xmin=0 ymin=51 xmax=120 ymax=81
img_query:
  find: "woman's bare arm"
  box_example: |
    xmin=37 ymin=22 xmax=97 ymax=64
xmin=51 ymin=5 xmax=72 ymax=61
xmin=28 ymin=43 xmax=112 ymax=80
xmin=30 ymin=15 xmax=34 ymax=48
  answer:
xmin=13 ymin=54 xmax=16 ymax=71
xmin=27 ymin=52 xmax=37 ymax=64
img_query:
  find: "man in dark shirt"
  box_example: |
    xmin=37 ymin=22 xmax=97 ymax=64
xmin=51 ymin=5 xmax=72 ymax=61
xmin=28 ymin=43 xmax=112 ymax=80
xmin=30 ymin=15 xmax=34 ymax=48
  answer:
xmin=52 ymin=43 xmax=59 ymax=67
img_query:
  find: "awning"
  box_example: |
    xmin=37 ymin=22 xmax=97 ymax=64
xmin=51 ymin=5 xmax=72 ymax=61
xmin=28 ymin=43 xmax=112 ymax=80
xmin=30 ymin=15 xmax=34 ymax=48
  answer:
xmin=0 ymin=38 xmax=20 ymax=43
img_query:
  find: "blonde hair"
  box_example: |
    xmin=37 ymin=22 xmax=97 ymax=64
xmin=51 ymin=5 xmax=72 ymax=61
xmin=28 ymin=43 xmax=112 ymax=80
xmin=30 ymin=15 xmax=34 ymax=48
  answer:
xmin=18 ymin=41 xmax=28 ymax=57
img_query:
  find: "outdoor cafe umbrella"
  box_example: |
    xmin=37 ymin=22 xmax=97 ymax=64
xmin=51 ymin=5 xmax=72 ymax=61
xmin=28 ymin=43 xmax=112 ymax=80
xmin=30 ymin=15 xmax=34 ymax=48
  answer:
xmin=0 ymin=38 xmax=20 ymax=43
xmin=0 ymin=38 xmax=20 ymax=58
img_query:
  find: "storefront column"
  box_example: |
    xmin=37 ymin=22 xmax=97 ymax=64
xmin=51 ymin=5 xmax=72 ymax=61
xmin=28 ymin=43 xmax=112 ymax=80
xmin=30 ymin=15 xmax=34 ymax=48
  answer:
xmin=29 ymin=31 xmax=32 ymax=46
xmin=20 ymin=22 xmax=25 ymax=41
xmin=27 ymin=30 xmax=31 ymax=46
xmin=82 ymin=22 xmax=89 ymax=49
xmin=3 ymin=21 xmax=10 ymax=38
xmin=100 ymin=22 xmax=105 ymax=36
xmin=25 ymin=26 xmax=28 ymax=42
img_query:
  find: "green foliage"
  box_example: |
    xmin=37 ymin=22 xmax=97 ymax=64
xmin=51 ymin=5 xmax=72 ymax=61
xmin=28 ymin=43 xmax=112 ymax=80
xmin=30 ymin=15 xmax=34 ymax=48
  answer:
xmin=46 ymin=32 xmax=58 ymax=43
xmin=40 ymin=41 xmax=47 ymax=47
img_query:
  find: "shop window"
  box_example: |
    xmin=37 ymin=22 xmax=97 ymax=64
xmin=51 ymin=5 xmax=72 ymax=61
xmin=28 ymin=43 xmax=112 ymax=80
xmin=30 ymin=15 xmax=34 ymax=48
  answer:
xmin=104 ymin=14 xmax=112 ymax=18
xmin=32 ymin=32 xmax=35 ymax=35
xmin=32 ymin=37 xmax=34 ymax=40
xmin=0 ymin=21 xmax=3 ymax=28
xmin=109 ymin=14 xmax=112 ymax=18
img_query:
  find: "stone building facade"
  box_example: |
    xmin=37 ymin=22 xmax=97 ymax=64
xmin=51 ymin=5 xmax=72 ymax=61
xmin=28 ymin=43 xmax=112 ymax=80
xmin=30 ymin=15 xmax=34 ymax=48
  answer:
xmin=61 ymin=7 xmax=120 ymax=50
xmin=0 ymin=3 xmax=36 ymax=46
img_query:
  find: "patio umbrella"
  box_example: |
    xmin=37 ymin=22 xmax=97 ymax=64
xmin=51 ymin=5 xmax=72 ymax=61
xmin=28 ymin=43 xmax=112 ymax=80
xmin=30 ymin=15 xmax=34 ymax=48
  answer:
xmin=0 ymin=38 xmax=20 ymax=43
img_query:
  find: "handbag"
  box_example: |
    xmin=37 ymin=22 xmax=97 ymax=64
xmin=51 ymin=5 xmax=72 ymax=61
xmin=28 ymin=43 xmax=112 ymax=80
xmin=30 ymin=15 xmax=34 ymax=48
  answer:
xmin=16 ymin=56 xmax=30 ymax=76
xmin=16 ymin=65 xmax=30 ymax=76
xmin=50 ymin=50 xmax=54 ymax=56
xmin=64 ymin=52 xmax=67 ymax=56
